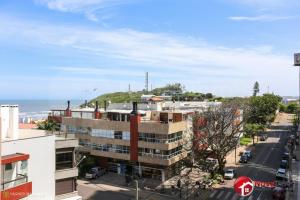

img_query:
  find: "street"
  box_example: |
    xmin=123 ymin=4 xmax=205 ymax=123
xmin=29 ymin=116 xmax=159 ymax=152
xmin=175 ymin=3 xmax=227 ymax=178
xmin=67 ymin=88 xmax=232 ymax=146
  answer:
xmin=78 ymin=178 xmax=176 ymax=200
xmin=205 ymin=129 xmax=290 ymax=200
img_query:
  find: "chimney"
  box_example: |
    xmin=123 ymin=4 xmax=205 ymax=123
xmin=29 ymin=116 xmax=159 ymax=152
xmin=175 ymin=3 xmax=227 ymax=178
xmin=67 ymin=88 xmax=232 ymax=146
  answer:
xmin=65 ymin=100 xmax=71 ymax=117
xmin=94 ymin=101 xmax=101 ymax=119
xmin=104 ymin=100 xmax=107 ymax=111
xmin=85 ymin=100 xmax=88 ymax=108
xmin=95 ymin=101 xmax=99 ymax=112
xmin=8 ymin=105 xmax=19 ymax=140
xmin=131 ymin=102 xmax=138 ymax=115
xmin=129 ymin=102 xmax=140 ymax=162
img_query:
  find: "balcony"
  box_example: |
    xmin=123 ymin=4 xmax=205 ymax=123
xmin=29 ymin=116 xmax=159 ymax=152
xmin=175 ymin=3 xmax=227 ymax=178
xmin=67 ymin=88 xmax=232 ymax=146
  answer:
xmin=138 ymin=151 xmax=188 ymax=166
xmin=56 ymin=168 xmax=79 ymax=180
xmin=1 ymin=153 xmax=32 ymax=200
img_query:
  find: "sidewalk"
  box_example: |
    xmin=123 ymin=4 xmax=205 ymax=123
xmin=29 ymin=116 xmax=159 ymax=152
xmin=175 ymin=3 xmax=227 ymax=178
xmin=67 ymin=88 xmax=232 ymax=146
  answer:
xmin=288 ymin=142 xmax=300 ymax=200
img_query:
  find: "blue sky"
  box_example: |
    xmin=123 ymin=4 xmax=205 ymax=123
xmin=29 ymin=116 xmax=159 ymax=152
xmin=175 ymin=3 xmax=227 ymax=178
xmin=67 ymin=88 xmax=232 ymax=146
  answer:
xmin=0 ymin=0 xmax=300 ymax=99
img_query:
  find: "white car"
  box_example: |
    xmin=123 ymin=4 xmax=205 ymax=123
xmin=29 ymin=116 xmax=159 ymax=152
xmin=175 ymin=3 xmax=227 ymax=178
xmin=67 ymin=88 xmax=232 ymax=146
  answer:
xmin=85 ymin=167 xmax=106 ymax=179
xmin=275 ymin=168 xmax=288 ymax=181
xmin=224 ymin=169 xmax=235 ymax=180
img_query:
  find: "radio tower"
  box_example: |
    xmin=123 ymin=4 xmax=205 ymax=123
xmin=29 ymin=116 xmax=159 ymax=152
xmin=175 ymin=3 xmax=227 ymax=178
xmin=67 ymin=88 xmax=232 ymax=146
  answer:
xmin=145 ymin=72 xmax=149 ymax=94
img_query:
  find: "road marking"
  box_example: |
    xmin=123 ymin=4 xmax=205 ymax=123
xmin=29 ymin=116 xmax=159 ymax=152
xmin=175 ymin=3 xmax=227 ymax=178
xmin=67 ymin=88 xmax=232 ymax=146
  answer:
xmin=224 ymin=191 xmax=232 ymax=199
xmin=231 ymin=193 xmax=239 ymax=200
xmin=256 ymin=191 xmax=263 ymax=200
xmin=209 ymin=190 xmax=217 ymax=198
xmin=216 ymin=191 xmax=224 ymax=199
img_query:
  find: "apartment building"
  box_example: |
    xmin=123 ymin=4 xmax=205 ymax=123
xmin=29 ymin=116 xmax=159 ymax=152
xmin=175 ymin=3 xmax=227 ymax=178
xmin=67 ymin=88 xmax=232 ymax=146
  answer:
xmin=50 ymin=101 xmax=194 ymax=182
xmin=0 ymin=105 xmax=81 ymax=200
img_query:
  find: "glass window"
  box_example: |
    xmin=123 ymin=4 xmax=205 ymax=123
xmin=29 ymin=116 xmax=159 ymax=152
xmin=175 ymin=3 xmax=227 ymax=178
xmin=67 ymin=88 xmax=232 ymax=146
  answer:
xmin=56 ymin=152 xmax=73 ymax=170
xmin=114 ymin=131 xmax=122 ymax=139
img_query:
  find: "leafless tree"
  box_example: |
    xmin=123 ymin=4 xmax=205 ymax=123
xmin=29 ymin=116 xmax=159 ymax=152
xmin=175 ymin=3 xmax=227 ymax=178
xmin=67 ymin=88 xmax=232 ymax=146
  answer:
xmin=191 ymin=100 xmax=250 ymax=175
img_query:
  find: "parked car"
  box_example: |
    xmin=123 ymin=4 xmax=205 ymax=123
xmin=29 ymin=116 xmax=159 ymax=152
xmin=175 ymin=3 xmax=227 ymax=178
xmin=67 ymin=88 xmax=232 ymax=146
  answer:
xmin=275 ymin=168 xmax=288 ymax=181
xmin=224 ymin=169 xmax=236 ymax=180
xmin=282 ymin=152 xmax=290 ymax=160
xmin=280 ymin=160 xmax=289 ymax=169
xmin=239 ymin=155 xmax=248 ymax=163
xmin=205 ymin=158 xmax=219 ymax=171
xmin=243 ymin=151 xmax=253 ymax=160
xmin=85 ymin=167 xmax=106 ymax=179
xmin=260 ymin=134 xmax=268 ymax=141
xmin=272 ymin=187 xmax=286 ymax=200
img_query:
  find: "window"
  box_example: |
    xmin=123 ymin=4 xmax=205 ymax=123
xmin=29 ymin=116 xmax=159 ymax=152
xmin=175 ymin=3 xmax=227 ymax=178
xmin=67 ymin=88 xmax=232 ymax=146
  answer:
xmin=5 ymin=163 xmax=12 ymax=171
xmin=92 ymin=144 xmax=130 ymax=154
xmin=123 ymin=131 xmax=130 ymax=140
xmin=114 ymin=131 xmax=122 ymax=139
xmin=56 ymin=152 xmax=73 ymax=170
xmin=91 ymin=129 xmax=114 ymax=138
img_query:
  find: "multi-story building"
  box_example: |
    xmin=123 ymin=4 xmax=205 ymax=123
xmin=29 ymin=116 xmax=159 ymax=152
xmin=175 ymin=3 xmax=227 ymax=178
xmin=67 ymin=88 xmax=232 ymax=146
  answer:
xmin=0 ymin=105 xmax=81 ymax=200
xmin=50 ymin=101 xmax=194 ymax=182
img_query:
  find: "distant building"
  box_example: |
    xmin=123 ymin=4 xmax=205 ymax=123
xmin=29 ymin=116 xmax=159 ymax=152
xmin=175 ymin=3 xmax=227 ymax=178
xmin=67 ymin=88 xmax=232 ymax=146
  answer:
xmin=0 ymin=105 xmax=81 ymax=200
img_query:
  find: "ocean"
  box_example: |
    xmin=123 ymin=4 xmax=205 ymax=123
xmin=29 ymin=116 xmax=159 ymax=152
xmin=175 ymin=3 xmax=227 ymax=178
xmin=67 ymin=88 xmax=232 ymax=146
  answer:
xmin=0 ymin=100 xmax=83 ymax=120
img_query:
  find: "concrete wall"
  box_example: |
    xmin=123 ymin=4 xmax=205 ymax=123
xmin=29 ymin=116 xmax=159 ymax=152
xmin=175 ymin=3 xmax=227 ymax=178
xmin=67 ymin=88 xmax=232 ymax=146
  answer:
xmin=2 ymin=135 xmax=56 ymax=200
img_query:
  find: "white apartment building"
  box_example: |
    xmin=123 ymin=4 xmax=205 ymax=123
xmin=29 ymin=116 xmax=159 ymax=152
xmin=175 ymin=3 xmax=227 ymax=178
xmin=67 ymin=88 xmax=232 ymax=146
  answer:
xmin=1 ymin=105 xmax=81 ymax=200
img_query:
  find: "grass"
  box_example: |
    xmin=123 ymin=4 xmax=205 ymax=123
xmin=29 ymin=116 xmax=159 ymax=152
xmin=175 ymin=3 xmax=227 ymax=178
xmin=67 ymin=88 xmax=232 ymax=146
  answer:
xmin=240 ymin=136 xmax=252 ymax=146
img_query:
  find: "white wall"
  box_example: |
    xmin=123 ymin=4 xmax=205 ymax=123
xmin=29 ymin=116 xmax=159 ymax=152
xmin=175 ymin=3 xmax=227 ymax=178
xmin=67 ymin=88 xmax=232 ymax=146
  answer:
xmin=2 ymin=135 xmax=56 ymax=200
xmin=0 ymin=105 xmax=10 ymax=139
xmin=0 ymin=105 xmax=19 ymax=140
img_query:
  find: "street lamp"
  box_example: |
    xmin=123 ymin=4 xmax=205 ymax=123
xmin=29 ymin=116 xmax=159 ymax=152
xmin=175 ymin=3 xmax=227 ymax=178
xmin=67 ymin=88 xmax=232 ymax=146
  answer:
xmin=75 ymin=155 xmax=86 ymax=167
xmin=135 ymin=180 xmax=139 ymax=200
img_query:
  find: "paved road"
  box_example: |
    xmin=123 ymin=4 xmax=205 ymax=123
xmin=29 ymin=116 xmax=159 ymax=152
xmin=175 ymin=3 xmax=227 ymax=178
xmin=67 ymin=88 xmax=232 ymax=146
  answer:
xmin=78 ymin=178 xmax=176 ymax=200
xmin=205 ymin=129 xmax=290 ymax=200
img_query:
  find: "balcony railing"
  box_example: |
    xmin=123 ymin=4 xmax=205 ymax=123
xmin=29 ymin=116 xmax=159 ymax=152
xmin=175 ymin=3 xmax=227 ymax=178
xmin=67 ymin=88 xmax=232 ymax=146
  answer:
xmin=138 ymin=150 xmax=183 ymax=160
xmin=138 ymin=136 xmax=183 ymax=144
xmin=1 ymin=174 xmax=28 ymax=190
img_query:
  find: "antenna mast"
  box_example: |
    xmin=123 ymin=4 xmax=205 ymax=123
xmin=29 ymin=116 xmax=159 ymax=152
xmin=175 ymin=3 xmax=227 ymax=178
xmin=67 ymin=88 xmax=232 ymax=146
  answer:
xmin=145 ymin=72 xmax=149 ymax=94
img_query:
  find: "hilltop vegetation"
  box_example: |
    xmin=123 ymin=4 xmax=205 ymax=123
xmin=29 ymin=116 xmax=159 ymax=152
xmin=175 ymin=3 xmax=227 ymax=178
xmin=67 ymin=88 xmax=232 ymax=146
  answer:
xmin=87 ymin=92 xmax=142 ymax=107
xmin=86 ymin=83 xmax=215 ymax=107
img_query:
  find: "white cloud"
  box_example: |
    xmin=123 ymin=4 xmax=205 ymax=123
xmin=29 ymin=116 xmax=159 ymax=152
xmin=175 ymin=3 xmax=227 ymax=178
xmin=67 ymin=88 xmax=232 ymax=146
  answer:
xmin=35 ymin=0 xmax=132 ymax=21
xmin=0 ymin=15 xmax=297 ymax=97
xmin=228 ymin=15 xmax=295 ymax=22
xmin=229 ymin=0 xmax=299 ymax=9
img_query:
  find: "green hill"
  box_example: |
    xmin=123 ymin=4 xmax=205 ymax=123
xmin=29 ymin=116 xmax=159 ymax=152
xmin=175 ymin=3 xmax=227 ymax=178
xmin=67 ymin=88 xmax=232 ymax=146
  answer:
xmin=86 ymin=83 xmax=215 ymax=107
xmin=86 ymin=92 xmax=142 ymax=107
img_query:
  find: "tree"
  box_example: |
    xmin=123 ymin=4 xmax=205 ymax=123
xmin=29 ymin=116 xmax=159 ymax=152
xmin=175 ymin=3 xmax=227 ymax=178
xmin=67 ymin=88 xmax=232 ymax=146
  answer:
xmin=205 ymin=93 xmax=213 ymax=99
xmin=37 ymin=119 xmax=59 ymax=132
xmin=279 ymin=103 xmax=287 ymax=112
xmin=248 ymin=94 xmax=282 ymax=125
xmin=244 ymin=123 xmax=265 ymax=145
xmin=192 ymin=101 xmax=249 ymax=175
xmin=286 ymin=103 xmax=299 ymax=114
xmin=253 ymin=81 xmax=260 ymax=96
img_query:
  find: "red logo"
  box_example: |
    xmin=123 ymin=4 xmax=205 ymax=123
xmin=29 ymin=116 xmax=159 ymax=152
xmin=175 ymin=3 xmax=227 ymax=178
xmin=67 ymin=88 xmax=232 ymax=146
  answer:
xmin=234 ymin=176 xmax=254 ymax=196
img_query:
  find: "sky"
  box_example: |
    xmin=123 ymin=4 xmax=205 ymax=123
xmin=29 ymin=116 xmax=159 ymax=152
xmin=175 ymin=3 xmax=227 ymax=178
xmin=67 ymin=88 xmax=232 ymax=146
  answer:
xmin=0 ymin=0 xmax=300 ymax=100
